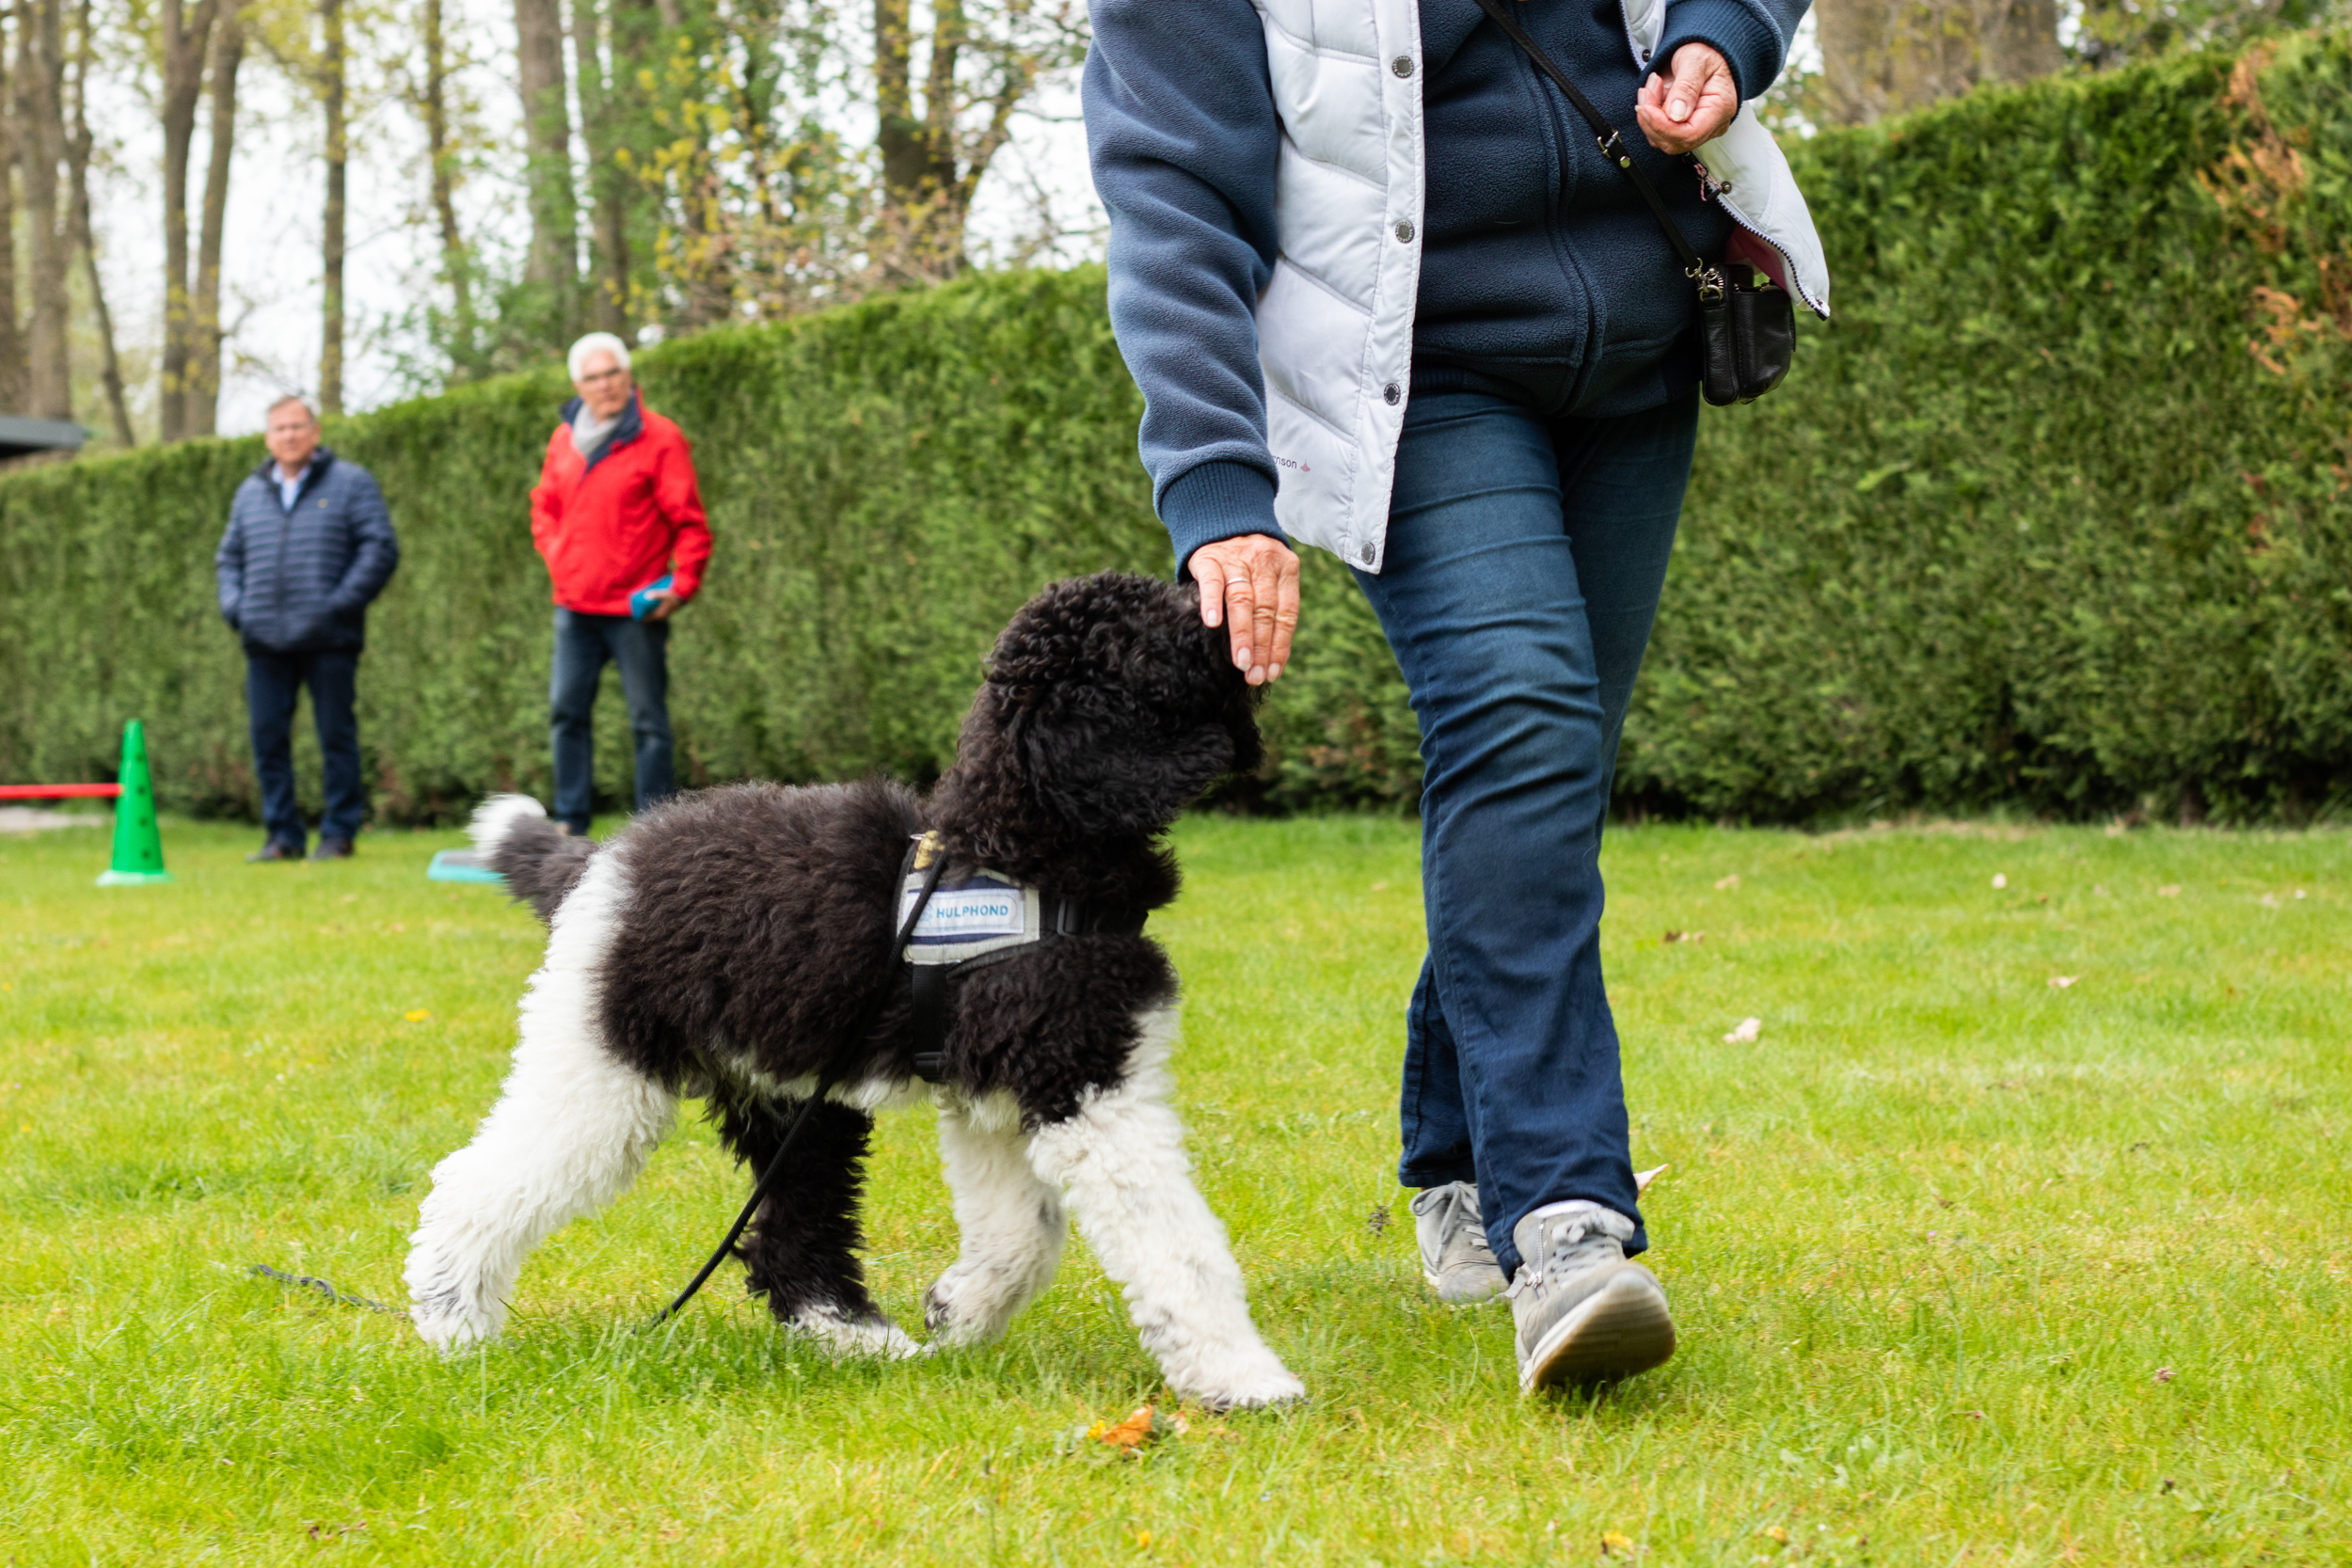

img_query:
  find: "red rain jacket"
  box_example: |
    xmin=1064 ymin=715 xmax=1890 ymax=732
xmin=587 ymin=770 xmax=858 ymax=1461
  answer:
xmin=530 ymin=393 xmax=712 ymax=616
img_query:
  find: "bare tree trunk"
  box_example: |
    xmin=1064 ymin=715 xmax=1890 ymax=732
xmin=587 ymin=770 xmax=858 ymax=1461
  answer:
xmin=158 ymin=0 xmax=221 ymax=441
xmin=874 ymin=0 xmax=961 ymax=276
xmin=15 ymin=0 xmax=73 ymax=420
xmin=65 ymin=0 xmax=129 ymax=445
xmin=571 ymin=0 xmax=629 ymax=333
xmin=0 ymin=30 xmax=24 ymax=415
xmin=421 ymin=0 xmax=472 ymax=339
xmin=515 ymin=0 xmax=576 ymax=336
xmin=320 ymin=0 xmax=346 ymax=414
xmin=1816 ymin=0 xmax=2060 ymax=126
xmin=1977 ymin=0 xmax=2061 ymax=87
xmin=188 ymin=8 xmax=240 ymax=437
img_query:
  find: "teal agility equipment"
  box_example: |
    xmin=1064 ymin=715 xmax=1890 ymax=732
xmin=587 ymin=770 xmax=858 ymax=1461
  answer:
xmin=427 ymin=849 xmax=504 ymax=884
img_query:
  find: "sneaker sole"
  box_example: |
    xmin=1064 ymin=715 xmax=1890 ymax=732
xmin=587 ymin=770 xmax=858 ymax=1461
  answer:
xmin=1518 ymin=1271 xmax=1677 ymax=1392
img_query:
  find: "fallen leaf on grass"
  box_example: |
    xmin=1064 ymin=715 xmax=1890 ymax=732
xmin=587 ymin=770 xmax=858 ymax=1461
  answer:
xmin=2048 ymin=975 xmax=2078 ymax=990
xmin=2153 ymin=1367 xmax=2176 ymax=1384
xmin=1714 ymin=874 xmax=1740 ymax=890
xmin=1764 ymin=1525 xmax=1789 ymax=1544
xmin=2158 ymin=884 xmax=2182 ymax=897
xmin=1366 ymin=1202 xmax=1390 ymax=1236
xmin=1661 ymin=929 xmax=1704 ymax=944
xmin=1058 ymin=1405 xmax=1187 ymax=1461
xmin=1601 ymin=1530 xmax=1638 ymax=1557
xmin=1634 ymin=1164 xmax=1668 ymax=1195
xmin=1723 ymin=1017 xmax=1761 ymax=1044
xmin=404 ymin=1009 xmax=432 ymax=1022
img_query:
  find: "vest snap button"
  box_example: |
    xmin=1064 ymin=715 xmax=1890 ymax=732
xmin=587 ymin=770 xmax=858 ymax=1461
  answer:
xmin=1360 ymin=542 xmax=1376 ymax=564
xmin=1394 ymin=219 xmax=1415 ymax=243
xmin=1392 ymin=55 xmax=1413 ymax=76
xmin=1382 ymin=382 xmax=1401 ymax=405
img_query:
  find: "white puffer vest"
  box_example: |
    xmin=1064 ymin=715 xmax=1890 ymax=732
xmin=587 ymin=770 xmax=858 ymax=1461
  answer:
xmin=1252 ymin=0 xmax=1831 ymax=573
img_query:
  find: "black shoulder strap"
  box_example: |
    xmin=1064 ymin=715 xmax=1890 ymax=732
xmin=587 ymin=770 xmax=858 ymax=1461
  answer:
xmin=1468 ymin=0 xmax=1715 ymax=286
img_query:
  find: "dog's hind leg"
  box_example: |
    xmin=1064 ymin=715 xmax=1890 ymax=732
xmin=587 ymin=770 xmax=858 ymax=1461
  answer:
xmin=720 ymin=1093 xmax=921 ymax=1358
xmin=1023 ymin=1008 xmax=1305 ymax=1410
xmin=405 ymin=854 xmax=675 ymax=1349
xmin=924 ymin=1091 xmax=1068 ymax=1345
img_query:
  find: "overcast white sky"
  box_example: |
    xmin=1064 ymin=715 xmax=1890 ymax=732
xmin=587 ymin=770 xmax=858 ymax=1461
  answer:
xmin=80 ymin=1 xmax=1104 ymax=438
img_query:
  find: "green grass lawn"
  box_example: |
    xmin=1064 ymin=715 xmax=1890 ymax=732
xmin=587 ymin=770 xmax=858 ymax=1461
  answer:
xmin=2 ymin=813 xmax=2346 ymax=1565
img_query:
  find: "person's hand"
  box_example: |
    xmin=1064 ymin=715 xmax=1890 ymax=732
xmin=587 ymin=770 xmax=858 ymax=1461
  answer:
xmin=1187 ymin=533 xmax=1300 ymax=686
xmin=646 ymin=590 xmax=682 ymax=621
xmin=1635 ymin=42 xmax=1738 ymax=156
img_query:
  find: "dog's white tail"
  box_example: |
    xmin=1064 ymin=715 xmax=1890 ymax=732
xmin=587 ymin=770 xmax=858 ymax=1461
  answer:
xmin=469 ymin=794 xmax=548 ymax=857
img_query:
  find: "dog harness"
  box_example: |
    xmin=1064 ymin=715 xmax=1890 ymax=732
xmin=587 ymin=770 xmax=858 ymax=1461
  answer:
xmin=897 ymin=832 xmax=1144 ymax=1083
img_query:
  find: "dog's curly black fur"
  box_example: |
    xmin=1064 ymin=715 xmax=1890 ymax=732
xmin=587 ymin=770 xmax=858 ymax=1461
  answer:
xmin=434 ymin=573 xmax=1276 ymax=1361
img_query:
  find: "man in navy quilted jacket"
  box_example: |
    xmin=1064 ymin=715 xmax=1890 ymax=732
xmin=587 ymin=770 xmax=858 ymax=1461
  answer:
xmin=215 ymin=396 xmax=401 ymax=862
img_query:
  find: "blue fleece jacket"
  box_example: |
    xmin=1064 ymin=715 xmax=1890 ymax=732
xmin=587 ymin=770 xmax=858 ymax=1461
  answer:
xmin=1084 ymin=0 xmax=1806 ymax=572
xmin=215 ymin=447 xmax=401 ymax=653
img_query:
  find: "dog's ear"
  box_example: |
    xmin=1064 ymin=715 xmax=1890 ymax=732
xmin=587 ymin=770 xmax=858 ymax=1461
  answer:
xmin=982 ymin=573 xmax=1262 ymax=838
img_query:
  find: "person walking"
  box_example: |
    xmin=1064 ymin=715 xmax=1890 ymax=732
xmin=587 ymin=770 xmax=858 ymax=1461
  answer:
xmin=215 ymin=395 xmax=401 ymax=862
xmin=531 ymin=332 xmax=711 ymax=837
xmin=1084 ymin=0 xmax=1829 ymax=1390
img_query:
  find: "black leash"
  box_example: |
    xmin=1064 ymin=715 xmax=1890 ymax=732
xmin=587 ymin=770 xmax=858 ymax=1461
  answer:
xmin=247 ymin=1263 xmax=409 ymax=1318
xmin=649 ymin=842 xmax=952 ymax=1326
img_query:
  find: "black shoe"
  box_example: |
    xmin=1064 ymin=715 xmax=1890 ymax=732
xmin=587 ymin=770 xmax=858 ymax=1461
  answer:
xmin=310 ymin=837 xmax=355 ymax=861
xmin=247 ymin=840 xmax=305 ymax=863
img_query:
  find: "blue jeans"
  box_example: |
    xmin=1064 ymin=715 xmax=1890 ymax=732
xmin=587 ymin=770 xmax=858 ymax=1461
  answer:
xmin=246 ymin=646 xmax=365 ymax=848
xmin=550 ymin=609 xmax=675 ymax=835
xmin=1353 ymin=386 xmax=1698 ymax=1278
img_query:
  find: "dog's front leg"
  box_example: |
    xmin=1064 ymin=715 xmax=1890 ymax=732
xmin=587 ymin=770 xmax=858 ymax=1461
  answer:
xmin=1023 ymin=1009 xmax=1304 ymax=1410
xmin=405 ymin=856 xmax=675 ymax=1349
xmin=925 ymin=1091 xmax=1068 ymax=1345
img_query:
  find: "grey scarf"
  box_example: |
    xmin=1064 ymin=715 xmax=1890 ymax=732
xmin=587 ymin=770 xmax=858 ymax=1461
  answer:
xmin=570 ymin=404 xmax=620 ymax=458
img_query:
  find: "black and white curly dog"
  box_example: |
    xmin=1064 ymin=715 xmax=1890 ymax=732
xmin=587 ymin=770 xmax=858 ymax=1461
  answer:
xmin=402 ymin=572 xmax=1305 ymax=1409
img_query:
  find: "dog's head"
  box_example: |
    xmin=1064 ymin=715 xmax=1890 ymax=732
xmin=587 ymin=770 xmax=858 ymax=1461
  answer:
xmin=936 ymin=572 xmax=1263 ymax=850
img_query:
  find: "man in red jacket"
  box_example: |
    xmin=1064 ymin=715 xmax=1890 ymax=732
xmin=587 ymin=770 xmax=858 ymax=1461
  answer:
xmin=531 ymin=332 xmax=713 ymax=835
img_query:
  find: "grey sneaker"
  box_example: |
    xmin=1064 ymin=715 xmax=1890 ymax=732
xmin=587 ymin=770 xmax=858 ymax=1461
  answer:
xmin=1411 ymin=1182 xmax=1507 ymax=1304
xmin=1508 ymin=1202 xmax=1676 ymax=1391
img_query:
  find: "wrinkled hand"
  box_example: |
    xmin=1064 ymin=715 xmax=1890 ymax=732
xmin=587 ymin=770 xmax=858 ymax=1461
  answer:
xmin=646 ymin=589 xmax=682 ymax=622
xmin=1187 ymin=533 xmax=1300 ymax=686
xmin=1635 ymin=42 xmax=1737 ymax=156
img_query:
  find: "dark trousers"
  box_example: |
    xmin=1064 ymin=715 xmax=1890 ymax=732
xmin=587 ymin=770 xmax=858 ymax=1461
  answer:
xmin=246 ymin=646 xmax=365 ymax=848
xmin=1353 ymin=386 xmax=1699 ymax=1278
xmin=550 ymin=608 xmax=675 ymax=835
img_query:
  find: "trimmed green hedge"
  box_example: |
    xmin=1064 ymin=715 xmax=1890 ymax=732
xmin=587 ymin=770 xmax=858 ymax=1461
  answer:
xmin=6 ymin=32 xmax=2352 ymax=824
xmin=1634 ymin=30 xmax=2352 ymax=822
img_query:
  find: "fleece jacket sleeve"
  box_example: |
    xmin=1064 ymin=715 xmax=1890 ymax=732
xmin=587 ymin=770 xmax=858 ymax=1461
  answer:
xmin=1653 ymin=0 xmax=1807 ymax=103
xmin=1084 ymin=0 xmax=1289 ymax=577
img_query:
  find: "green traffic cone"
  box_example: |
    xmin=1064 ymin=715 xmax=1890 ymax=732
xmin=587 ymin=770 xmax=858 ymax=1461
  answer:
xmin=96 ymin=720 xmax=172 ymax=887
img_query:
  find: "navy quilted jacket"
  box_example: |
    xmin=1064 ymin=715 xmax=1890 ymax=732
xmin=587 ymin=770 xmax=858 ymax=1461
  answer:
xmin=215 ymin=448 xmax=401 ymax=652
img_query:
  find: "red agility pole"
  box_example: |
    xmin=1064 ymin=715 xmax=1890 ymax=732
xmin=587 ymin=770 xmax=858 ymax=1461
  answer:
xmin=0 ymin=784 xmax=125 ymax=800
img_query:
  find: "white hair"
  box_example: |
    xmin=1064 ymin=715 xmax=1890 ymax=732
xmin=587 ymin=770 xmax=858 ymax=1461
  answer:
xmin=566 ymin=332 xmax=632 ymax=382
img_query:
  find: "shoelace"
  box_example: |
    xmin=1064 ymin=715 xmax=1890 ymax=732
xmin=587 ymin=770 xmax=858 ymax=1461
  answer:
xmin=1505 ymin=1212 xmax=1609 ymax=1300
xmin=1419 ymin=1184 xmax=1492 ymax=1259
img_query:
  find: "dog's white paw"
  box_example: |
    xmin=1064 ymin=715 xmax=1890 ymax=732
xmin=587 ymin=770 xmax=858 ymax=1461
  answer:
xmin=922 ymin=1264 xmax=1019 ymax=1347
xmin=790 ymin=1305 xmax=929 ymax=1360
xmin=409 ymin=1291 xmax=500 ymax=1352
xmin=1174 ymin=1356 xmax=1307 ymax=1412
